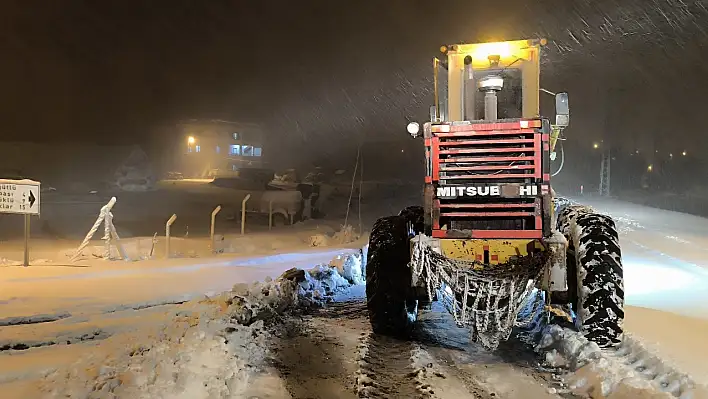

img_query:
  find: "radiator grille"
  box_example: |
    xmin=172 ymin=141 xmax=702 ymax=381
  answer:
xmin=429 ymin=120 xmax=547 ymax=239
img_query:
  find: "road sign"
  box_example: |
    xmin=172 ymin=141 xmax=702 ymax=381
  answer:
xmin=0 ymin=179 xmax=41 ymax=216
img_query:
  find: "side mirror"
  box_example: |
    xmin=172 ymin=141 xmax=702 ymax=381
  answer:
xmin=555 ymin=92 xmax=569 ymax=127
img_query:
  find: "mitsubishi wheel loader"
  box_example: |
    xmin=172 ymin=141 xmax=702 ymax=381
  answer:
xmin=366 ymin=39 xmax=624 ymax=350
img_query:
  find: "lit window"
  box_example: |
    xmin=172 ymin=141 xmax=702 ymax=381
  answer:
xmin=216 ymin=146 xmax=220 ymax=154
xmin=233 ymin=133 xmax=240 ymax=140
xmin=195 ymin=145 xmax=201 ymax=153
xmin=254 ymin=147 xmax=262 ymax=156
xmin=242 ymin=145 xmax=254 ymax=156
xmin=229 ymin=145 xmax=240 ymax=155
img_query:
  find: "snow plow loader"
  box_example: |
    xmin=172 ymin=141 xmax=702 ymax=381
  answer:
xmin=366 ymin=39 xmax=624 ymax=350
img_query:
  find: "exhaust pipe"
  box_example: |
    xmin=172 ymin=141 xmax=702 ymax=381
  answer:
xmin=463 ymin=55 xmax=476 ymax=121
xmin=484 ymin=91 xmax=498 ymax=120
xmin=478 ymin=75 xmax=504 ymax=121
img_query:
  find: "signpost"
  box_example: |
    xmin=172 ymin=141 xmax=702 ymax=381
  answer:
xmin=0 ymin=179 xmax=41 ymax=266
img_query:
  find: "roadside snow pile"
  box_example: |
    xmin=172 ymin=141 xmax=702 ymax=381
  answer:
xmin=536 ymin=325 xmax=708 ymax=398
xmin=308 ymin=224 xmax=362 ymax=247
xmin=290 ymin=249 xmax=365 ymax=306
xmin=516 ymin=290 xmax=708 ymax=398
xmin=42 ymin=301 xmax=271 ymax=399
xmin=219 ymin=250 xmax=365 ymax=324
xmin=39 ymin=252 xmax=366 ymax=398
xmin=328 ymin=250 xmax=366 ymax=285
xmin=0 ymin=257 xmax=21 ymax=266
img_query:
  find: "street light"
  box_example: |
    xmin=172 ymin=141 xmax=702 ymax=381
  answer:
xmin=647 ymin=164 xmax=653 ymax=172
xmin=593 ymin=143 xmax=599 ymax=149
xmin=682 ymin=151 xmax=687 ymax=156
xmin=188 ymin=136 xmax=196 ymax=144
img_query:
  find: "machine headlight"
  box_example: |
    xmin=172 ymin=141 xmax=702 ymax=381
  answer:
xmin=478 ymin=75 xmax=504 ymax=91
xmin=406 ymin=122 xmax=420 ymax=137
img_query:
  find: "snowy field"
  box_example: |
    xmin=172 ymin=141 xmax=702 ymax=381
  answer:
xmin=1 ymin=184 xmax=708 ymax=398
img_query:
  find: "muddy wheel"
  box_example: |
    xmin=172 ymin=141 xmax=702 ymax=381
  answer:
xmin=366 ymin=215 xmax=417 ymax=337
xmin=570 ymin=212 xmax=625 ymax=348
xmin=552 ymin=196 xmax=573 ymax=215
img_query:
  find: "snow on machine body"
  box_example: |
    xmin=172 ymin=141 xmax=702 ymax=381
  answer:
xmin=366 ymin=39 xmax=624 ymax=350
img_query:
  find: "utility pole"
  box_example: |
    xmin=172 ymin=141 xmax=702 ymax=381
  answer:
xmin=599 ymin=84 xmax=621 ymax=197
xmin=599 ymin=148 xmax=611 ymax=196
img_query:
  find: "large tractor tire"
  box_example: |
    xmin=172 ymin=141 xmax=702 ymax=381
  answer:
xmin=366 ymin=215 xmax=418 ymax=336
xmin=559 ymin=208 xmax=625 ymax=348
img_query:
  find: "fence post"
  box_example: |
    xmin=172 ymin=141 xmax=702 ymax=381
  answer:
xmin=241 ymin=194 xmax=251 ymax=235
xmin=211 ymin=205 xmax=222 ymax=252
xmin=268 ymin=200 xmax=273 ymax=230
xmin=149 ymin=232 xmax=157 ymax=258
xmin=71 ymin=196 xmax=117 ymax=262
xmin=108 ymin=218 xmax=128 ymax=260
xmin=103 ymin=211 xmax=112 ymax=259
xmin=165 ymin=214 xmax=177 ymax=258
xmin=23 ymin=214 xmax=30 ymax=267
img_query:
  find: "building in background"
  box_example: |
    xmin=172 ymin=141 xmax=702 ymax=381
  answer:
xmin=176 ymin=119 xmax=265 ymax=177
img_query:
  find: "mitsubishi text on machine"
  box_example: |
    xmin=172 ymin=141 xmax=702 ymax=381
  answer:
xmin=436 ymin=185 xmax=539 ymax=198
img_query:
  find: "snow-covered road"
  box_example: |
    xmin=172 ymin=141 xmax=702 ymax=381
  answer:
xmin=0 ymin=246 xmax=363 ymax=398
xmin=3 ymin=196 xmax=708 ymax=398
xmin=0 ymin=248 xmax=357 ymax=319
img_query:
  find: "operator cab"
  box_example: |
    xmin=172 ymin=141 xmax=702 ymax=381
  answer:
xmin=407 ymin=39 xmax=569 ymax=136
xmin=407 ymin=39 xmax=571 ymax=244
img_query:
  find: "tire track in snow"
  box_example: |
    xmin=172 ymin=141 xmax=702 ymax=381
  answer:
xmin=272 ymin=298 xmax=567 ymax=399
xmin=0 ymin=312 xmax=71 ymax=326
xmin=270 ymin=315 xmax=359 ymax=399
xmin=355 ymin=332 xmax=434 ymax=399
xmin=313 ymin=300 xmax=435 ymax=398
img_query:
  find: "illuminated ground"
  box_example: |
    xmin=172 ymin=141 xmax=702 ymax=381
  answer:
xmin=1 ymin=192 xmax=708 ymax=397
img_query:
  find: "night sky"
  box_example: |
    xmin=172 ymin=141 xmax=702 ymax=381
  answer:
xmin=2 ymin=0 xmax=708 ymax=163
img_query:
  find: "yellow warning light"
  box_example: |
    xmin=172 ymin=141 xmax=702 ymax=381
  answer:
xmin=440 ymin=45 xmax=448 ymax=53
xmin=540 ymin=38 xmax=548 ymax=46
xmin=470 ymin=41 xmax=514 ymax=60
xmin=451 ymin=39 xmax=540 ymax=68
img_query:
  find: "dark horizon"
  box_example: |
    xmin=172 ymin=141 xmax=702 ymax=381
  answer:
xmin=2 ymin=0 xmax=708 ymax=166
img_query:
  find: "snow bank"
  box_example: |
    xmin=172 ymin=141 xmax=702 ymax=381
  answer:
xmin=39 ymin=251 xmax=366 ymax=398
xmin=328 ymin=249 xmax=366 ymax=285
xmin=516 ymin=289 xmax=708 ymax=398
xmin=535 ymin=325 xmax=708 ymax=398
xmin=307 ymin=224 xmax=361 ymax=247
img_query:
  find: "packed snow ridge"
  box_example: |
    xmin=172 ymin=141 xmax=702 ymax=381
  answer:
xmin=537 ymin=325 xmax=708 ymax=398
xmin=40 ymin=250 xmax=366 ymax=399
xmin=519 ymin=291 xmax=708 ymax=399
